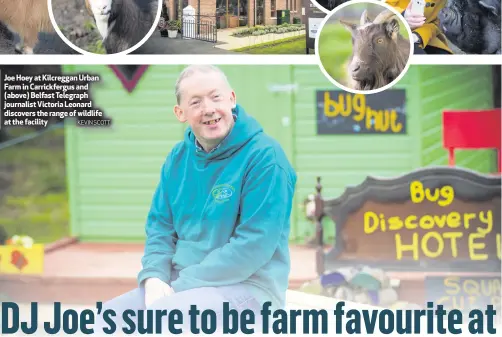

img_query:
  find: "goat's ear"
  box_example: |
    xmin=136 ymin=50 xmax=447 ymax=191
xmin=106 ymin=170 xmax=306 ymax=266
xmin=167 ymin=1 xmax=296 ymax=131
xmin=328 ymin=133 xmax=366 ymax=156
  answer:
xmin=340 ymin=20 xmax=356 ymax=33
xmin=385 ymin=18 xmax=399 ymax=40
xmin=478 ymin=0 xmax=499 ymax=16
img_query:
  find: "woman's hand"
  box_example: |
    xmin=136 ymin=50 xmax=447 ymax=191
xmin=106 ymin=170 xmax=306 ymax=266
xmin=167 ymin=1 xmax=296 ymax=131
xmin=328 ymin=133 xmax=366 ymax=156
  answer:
xmin=404 ymin=2 xmax=426 ymax=30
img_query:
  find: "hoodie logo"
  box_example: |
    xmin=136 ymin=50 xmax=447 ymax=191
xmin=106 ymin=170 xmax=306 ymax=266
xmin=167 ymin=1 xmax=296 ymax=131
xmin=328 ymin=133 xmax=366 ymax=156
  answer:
xmin=211 ymin=184 xmax=235 ymax=203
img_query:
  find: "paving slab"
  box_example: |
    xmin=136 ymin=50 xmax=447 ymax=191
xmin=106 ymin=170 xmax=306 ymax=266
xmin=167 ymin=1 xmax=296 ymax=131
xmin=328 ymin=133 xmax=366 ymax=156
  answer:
xmin=132 ymin=33 xmax=237 ymax=54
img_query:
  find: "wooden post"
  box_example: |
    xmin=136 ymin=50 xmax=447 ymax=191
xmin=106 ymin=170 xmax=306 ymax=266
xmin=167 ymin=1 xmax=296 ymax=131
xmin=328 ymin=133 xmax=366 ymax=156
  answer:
xmin=314 ymin=176 xmax=325 ymax=277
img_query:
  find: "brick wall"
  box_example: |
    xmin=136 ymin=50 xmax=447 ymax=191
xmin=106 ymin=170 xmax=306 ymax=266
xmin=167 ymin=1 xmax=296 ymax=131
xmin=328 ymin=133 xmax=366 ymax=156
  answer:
xmin=166 ymin=0 xmax=303 ymax=27
xmin=198 ymin=0 xmax=216 ymax=15
xmin=263 ymin=0 xmax=303 ymax=24
xmin=263 ymin=0 xmax=271 ymax=25
xmin=277 ymin=0 xmax=286 ymax=15
xmin=166 ymin=0 xmax=175 ymax=19
xmin=232 ymin=0 xmax=304 ymax=27
xmin=291 ymin=0 xmax=302 ymax=23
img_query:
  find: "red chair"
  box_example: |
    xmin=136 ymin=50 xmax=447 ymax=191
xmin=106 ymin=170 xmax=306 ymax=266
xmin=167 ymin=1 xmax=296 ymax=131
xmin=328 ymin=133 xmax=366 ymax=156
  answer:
xmin=442 ymin=109 xmax=502 ymax=174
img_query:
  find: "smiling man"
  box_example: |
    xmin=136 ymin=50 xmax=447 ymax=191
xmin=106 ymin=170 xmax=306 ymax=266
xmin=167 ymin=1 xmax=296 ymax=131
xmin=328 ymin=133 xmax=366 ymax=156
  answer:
xmin=94 ymin=65 xmax=297 ymax=334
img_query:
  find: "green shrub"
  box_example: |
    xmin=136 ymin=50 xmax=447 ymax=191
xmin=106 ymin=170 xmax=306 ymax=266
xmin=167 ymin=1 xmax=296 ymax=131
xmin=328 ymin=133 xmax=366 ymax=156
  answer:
xmin=0 ymin=129 xmax=69 ymax=243
xmin=252 ymin=30 xmax=266 ymax=36
xmin=231 ymin=23 xmax=305 ymax=37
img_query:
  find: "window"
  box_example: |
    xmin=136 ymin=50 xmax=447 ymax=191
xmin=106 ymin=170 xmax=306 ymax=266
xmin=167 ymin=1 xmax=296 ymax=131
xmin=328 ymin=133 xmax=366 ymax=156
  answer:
xmin=271 ymin=0 xmax=276 ymax=17
xmin=255 ymin=0 xmax=265 ymax=25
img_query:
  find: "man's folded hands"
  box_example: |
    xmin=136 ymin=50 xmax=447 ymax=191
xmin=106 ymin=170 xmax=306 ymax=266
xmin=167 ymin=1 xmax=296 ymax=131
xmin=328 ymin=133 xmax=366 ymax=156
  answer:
xmin=144 ymin=277 xmax=175 ymax=308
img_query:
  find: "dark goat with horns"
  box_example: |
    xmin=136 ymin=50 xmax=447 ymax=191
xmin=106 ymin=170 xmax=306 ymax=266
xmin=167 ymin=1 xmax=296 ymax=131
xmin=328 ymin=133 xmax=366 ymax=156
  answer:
xmin=340 ymin=10 xmax=410 ymax=91
xmin=85 ymin=0 xmax=158 ymax=54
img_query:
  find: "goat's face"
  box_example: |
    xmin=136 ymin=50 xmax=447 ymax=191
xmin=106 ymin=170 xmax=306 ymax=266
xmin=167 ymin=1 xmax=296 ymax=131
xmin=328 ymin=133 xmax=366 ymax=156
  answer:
xmin=85 ymin=0 xmax=114 ymax=40
xmin=437 ymin=6 xmax=462 ymax=36
xmin=86 ymin=0 xmax=113 ymax=16
xmin=341 ymin=11 xmax=401 ymax=82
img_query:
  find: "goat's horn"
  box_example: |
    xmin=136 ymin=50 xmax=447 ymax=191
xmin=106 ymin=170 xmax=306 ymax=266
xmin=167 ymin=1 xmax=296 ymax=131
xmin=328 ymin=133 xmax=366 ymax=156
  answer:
xmin=372 ymin=10 xmax=397 ymax=24
xmin=360 ymin=10 xmax=371 ymax=25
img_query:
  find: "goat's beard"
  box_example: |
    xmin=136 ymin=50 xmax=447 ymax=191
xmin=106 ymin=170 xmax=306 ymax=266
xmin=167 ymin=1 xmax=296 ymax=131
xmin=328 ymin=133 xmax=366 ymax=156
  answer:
xmin=350 ymin=72 xmax=387 ymax=90
xmin=349 ymin=50 xmax=408 ymax=90
xmin=350 ymin=66 xmax=404 ymax=90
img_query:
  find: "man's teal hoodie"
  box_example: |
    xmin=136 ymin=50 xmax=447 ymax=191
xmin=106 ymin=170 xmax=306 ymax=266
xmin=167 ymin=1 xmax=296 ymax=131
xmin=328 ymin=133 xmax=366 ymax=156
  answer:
xmin=137 ymin=104 xmax=297 ymax=308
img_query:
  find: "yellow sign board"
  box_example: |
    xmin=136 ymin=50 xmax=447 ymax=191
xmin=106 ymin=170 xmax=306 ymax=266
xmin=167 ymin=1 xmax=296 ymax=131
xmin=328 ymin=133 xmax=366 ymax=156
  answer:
xmin=0 ymin=244 xmax=44 ymax=275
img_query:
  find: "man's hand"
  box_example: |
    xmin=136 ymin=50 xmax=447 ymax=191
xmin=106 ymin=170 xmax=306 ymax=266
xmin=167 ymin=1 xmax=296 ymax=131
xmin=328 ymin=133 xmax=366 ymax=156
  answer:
xmin=404 ymin=2 xmax=426 ymax=29
xmin=144 ymin=277 xmax=174 ymax=308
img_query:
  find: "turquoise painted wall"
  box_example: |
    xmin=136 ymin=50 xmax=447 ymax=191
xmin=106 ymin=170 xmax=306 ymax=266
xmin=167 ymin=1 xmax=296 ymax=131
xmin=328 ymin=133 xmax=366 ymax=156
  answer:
xmin=63 ymin=64 xmax=497 ymax=243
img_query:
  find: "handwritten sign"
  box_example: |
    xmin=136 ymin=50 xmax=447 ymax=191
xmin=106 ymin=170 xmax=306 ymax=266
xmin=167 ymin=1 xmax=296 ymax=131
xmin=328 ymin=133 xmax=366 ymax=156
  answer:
xmin=321 ymin=167 xmax=501 ymax=272
xmin=316 ymin=90 xmax=407 ymax=135
xmin=0 ymin=244 xmax=44 ymax=275
xmin=363 ymin=180 xmax=501 ymax=262
xmin=425 ymin=276 xmax=501 ymax=314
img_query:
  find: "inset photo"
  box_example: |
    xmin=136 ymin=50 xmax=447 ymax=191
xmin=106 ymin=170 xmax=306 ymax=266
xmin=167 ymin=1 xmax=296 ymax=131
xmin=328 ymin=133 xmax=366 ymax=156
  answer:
xmin=313 ymin=0 xmax=502 ymax=55
xmin=385 ymin=0 xmax=501 ymax=55
xmin=0 ymin=0 xmax=67 ymax=54
xmin=313 ymin=0 xmax=352 ymax=12
xmin=316 ymin=0 xmax=413 ymax=94
xmin=49 ymin=0 xmax=162 ymax=55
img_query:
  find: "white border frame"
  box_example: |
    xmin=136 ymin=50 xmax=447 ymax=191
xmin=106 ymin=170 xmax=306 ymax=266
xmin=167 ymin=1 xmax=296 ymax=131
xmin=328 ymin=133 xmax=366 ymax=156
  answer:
xmin=314 ymin=0 xmax=414 ymax=94
xmin=0 ymin=0 xmax=497 ymax=64
xmin=0 ymin=55 xmax=499 ymax=65
xmin=47 ymin=0 xmax=163 ymax=56
xmin=310 ymin=0 xmax=334 ymax=14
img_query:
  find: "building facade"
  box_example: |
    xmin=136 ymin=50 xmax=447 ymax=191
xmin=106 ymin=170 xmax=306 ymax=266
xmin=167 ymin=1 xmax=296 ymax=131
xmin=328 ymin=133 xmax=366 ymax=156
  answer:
xmin=165 ymin=0 xmax=303 ymax=27
xmin=62 ymin=64 xmax=499 ymax=244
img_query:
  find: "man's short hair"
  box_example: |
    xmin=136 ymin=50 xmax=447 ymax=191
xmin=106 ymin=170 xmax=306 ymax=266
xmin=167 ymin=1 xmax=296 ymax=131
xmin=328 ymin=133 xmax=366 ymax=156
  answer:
xmin=175 ymin=65 xmax=232 ymax=105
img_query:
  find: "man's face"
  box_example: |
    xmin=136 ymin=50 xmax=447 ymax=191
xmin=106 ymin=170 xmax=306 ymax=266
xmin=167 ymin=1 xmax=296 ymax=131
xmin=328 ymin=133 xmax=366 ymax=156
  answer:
xmin=174 ymin=70 xmax=236 ymax=150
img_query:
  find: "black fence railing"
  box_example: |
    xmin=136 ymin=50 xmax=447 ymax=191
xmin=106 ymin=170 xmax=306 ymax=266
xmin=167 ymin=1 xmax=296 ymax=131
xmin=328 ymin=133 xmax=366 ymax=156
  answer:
xmin=181 ymin=14 xmax=218 ymax=43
